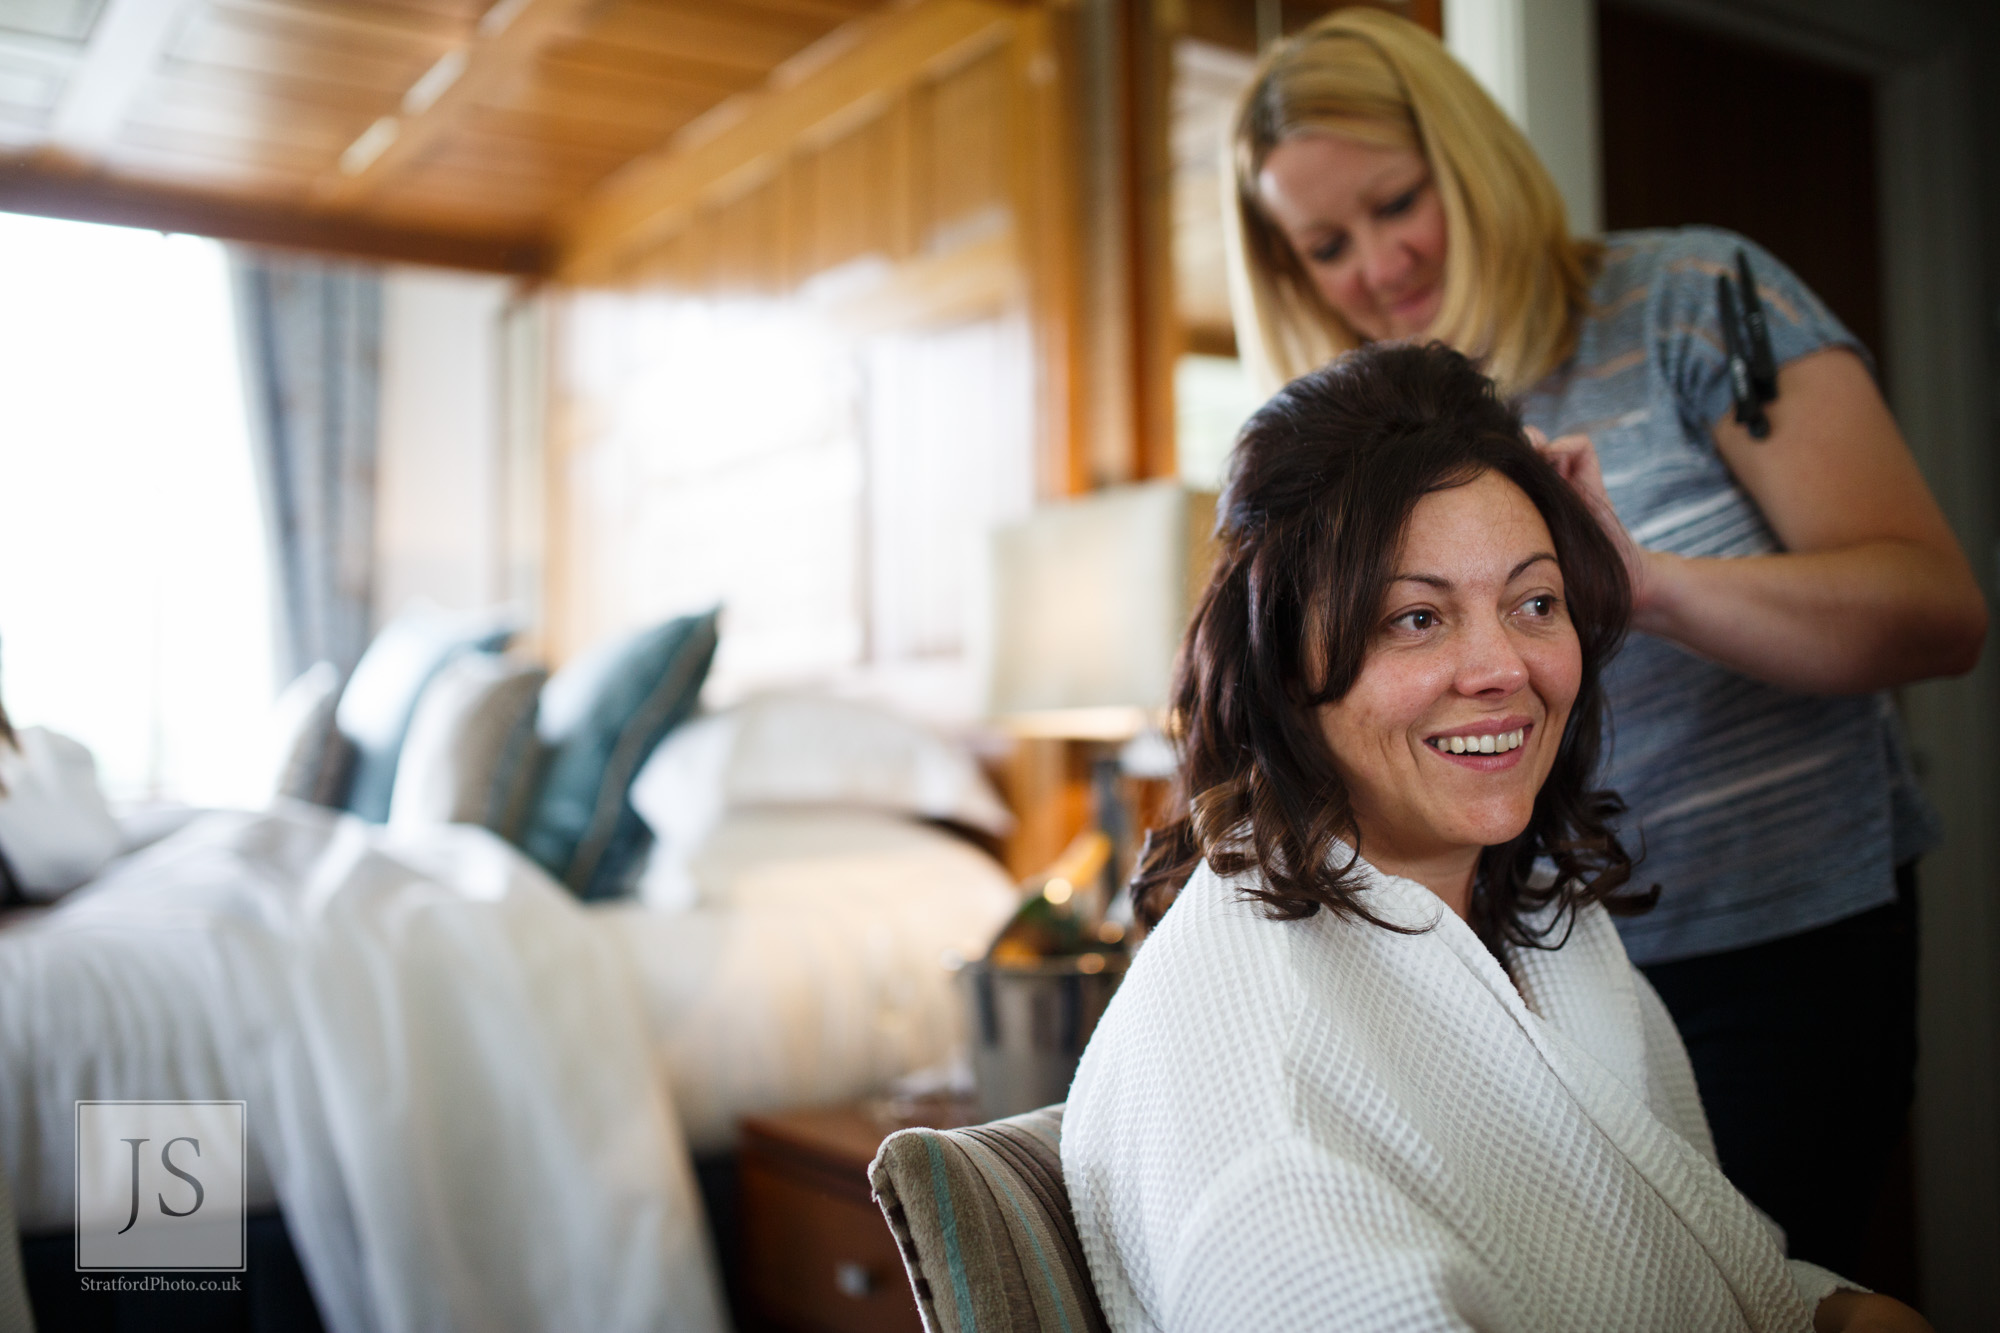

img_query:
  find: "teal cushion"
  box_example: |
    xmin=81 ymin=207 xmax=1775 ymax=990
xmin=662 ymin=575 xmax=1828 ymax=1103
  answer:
xmin=518 ymin=611 xmax=718 ymax=899
xmin=334 ymin=608 xmax=514 ymax=822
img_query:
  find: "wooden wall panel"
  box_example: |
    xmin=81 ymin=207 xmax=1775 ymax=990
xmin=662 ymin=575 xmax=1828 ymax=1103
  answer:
xmin=805 ymin=107 xmax=896 ymax=276
xmin=558 ymin=0 xmax=1018 ymax=280
xmin=707 ymin=171 xmax=786 ymax=294
xmin=543 ymin=0 xmax=1062 ymax=720
xmin=561 ymin=8 xmax=1035 ymax=306
xmin=919 ymin=45 xmax=1009 ymax=249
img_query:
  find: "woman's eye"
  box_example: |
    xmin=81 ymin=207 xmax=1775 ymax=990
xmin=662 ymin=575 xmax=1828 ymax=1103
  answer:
xmin=1378 ymin=184 xmax=1422 ymax=218
xmin=1392 ymin=609 xmax=1438 ymax=633
xmin=1309 ymin=234 xmax=1347 ymax=265
xmin=1519 ymin=595 xmax=1559 ymax=618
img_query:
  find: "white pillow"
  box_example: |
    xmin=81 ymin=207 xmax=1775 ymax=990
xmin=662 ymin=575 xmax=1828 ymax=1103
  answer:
xmin=266 ymin=661 xmax=349 ymax=806
xmin=636 ymin=806 xmax=1016 ymax=913
xmin=0 ymin=727 xmax=124 ymax=900
xmin=388 ymin=655 xmax=546 ymax=829
xmin=628 ymin=693 xmax=1013 ymax=864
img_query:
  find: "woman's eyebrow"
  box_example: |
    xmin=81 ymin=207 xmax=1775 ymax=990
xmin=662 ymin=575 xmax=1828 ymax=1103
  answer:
xmin=1390 ymin=572 xmax=1452 ymax=589
xmin=1371 ymin=167 xmax=1426 ymax=199
xmin=1388 ymin=553 xmax=1558 ymax=590
xmin=1509 ymin=552 xmax=1559 ymax=580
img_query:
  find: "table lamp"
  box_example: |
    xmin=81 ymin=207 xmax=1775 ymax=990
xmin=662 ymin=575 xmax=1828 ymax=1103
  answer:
xmin=986 ymin=480 xmax=1217 ymax=742
xmin=961 ymin=481 xmax=1217 ymax=1117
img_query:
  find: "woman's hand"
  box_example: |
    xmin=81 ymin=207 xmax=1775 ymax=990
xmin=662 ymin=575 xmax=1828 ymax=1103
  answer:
xmin=1532 ymin=350 xmax=1988 ymax=694
xmin=1813 ymin=1289 xmax=1933 ymax=1332
xmin=1527 ymin=427 xmax=1658 ymax=614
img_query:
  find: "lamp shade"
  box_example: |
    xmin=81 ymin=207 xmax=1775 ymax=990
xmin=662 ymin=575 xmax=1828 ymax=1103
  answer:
xmin=987 ymin=482 xmax=1216 ymax=738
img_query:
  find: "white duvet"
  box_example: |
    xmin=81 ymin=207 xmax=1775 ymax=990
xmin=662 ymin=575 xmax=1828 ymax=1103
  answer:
xmin=1 ymin=804 xmax=724 ymax=1333
xmin=0 ymin=802 xmax=1016 ymax=1332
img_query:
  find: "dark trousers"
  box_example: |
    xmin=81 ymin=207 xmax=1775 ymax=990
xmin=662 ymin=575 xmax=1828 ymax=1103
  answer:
xmin=1640 ymin=865 xmax=1918 ymax=1276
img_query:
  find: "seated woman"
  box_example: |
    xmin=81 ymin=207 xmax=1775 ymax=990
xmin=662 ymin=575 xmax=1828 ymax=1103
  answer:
xmin=1061 ymin=343 xmax=1927 ymax=1332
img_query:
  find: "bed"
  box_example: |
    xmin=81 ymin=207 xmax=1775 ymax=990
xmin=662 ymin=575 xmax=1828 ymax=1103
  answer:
xmin=0 ymin=677 xmax=1020 ymax=1333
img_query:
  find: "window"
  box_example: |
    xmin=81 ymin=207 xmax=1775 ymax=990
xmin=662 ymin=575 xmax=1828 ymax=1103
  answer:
xmin=1174 ymin=353 xmax=1261 ymax=490
xmin=863 ymin=317 xmax=1034 ymax=662
xmin=0 ymin=213 xmax=272 ymax=806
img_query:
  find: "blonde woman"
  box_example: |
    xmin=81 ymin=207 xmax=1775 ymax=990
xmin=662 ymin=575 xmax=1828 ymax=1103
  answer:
xmin=1222 ymin=7 xmax=1986 ymax=1284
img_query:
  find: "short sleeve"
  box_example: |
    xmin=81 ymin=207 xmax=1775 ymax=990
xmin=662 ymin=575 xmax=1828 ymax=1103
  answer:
xmin=1647 ymin=227 xmax=1868 ymax=443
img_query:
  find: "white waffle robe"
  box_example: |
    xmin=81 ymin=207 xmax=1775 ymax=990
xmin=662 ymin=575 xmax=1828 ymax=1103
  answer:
xmin=1063 ymin=856 xmax=1854 ymax=1332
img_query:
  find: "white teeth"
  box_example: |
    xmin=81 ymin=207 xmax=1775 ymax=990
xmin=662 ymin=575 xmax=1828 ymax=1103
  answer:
xmin=1432 ymin=728 xmax=1526 ymax=754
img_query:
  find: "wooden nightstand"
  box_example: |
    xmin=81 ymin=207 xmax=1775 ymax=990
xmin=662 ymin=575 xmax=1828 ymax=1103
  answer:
xmin=738 ymin=1098 xmax=976 ymax=1333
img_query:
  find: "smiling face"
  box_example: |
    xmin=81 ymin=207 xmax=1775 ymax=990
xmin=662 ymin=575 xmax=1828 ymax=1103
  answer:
xmin=1256 ymin=131 xmax=1447 ymax=342
xmin=1315 ymin=470 xmax=1581 ymax=896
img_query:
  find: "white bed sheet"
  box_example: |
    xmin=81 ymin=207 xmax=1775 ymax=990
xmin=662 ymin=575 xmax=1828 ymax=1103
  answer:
xmin=0 ymin=804 xmax=1016 ymax=1311
xmin=1 ymin=805 xmax=726 ymax=1333
xmin=1 ymin=818 xmax=305 ymax=1231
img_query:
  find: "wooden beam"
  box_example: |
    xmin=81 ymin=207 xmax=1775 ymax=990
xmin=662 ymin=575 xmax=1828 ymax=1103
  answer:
xmin=316 ymin=0 xmax=604 ymax=208
xmin=558 ymin=0 xmax=1017 ymax=282
xmin=0 ymin=163 xmax=550 ymax=274
xmin=44 ymin=0 xmax=197 ymax=164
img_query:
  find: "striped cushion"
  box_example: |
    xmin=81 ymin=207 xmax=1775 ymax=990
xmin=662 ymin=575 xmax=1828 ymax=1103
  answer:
xmin=515 ymin=610 xmax=718 ymax=899
xmin=869 ymin=1105 xmax=1108 ymax=1333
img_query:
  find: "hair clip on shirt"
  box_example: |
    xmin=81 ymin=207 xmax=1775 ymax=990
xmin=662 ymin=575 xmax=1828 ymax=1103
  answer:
xmin=1717 ymin=248 xmax=1779 ymax=440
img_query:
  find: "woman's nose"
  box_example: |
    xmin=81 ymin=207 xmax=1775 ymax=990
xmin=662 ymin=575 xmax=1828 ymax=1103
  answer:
xmin=1358 ymin=226 xmax=1414 ymax=294
xmin=1455 ymin=617 xmax=1530 ymax=698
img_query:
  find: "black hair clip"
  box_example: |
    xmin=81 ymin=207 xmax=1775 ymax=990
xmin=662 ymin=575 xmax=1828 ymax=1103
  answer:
xmin=1717 ymin=247 xmax=1778 ymax=439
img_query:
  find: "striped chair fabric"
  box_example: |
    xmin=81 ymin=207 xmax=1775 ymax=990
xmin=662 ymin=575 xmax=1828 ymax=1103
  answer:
xmin=868 ymin=1104 xmax=1108 ymax=1333
xmin=0 ymin=1142 xmax=34 ymax=1331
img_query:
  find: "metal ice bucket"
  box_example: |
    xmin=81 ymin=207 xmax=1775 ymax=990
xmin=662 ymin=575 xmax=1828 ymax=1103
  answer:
xmin=957 ymin=954 xmax=1130 ymax=1121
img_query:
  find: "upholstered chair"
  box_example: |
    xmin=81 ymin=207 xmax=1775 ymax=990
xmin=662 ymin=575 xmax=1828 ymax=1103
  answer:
xmin=869 ymin=1105 xmax=1108 ymax=1333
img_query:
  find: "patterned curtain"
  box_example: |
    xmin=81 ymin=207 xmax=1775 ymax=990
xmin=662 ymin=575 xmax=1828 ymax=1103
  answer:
xmin=229 ymin=250 xmax=382 ymax=684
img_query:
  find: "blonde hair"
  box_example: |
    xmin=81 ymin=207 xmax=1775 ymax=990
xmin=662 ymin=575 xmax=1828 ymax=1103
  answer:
xmin=1225 ymin=8 xmax=1599 ymax=397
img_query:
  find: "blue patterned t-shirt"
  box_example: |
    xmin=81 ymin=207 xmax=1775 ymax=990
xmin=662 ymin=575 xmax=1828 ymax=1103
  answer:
xmin=1518 ymin=226 xmax=1940 ymax=966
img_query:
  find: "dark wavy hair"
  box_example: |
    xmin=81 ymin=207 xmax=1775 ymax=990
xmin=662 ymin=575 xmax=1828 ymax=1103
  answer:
xmin=1131 ymin=341 xmax=1653 ymax=957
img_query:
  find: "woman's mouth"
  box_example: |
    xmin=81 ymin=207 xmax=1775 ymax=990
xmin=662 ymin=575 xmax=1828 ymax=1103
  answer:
xmin=1387 ymin=281 xmax=1439 ymax=326
xmin=1424 ymin=722 xmax=1532 ymax=769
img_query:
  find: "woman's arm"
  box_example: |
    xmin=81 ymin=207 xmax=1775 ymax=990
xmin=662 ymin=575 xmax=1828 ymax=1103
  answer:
xmin=1541 ymin=348 xmax=1987 ymax=694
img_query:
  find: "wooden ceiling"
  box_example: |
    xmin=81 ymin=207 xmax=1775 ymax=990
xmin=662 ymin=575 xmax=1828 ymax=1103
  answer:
xmin=0 ymin=0 xmax=885 ymax=272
